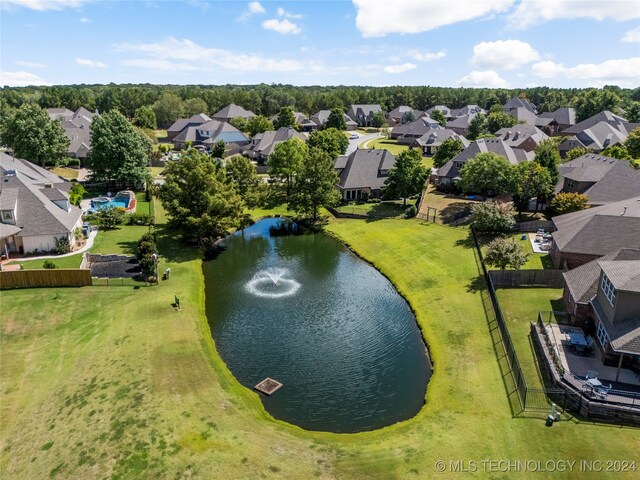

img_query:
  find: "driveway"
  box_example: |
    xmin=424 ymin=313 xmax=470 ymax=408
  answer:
xmin=346 ymin=131 xmax=382 ymax=155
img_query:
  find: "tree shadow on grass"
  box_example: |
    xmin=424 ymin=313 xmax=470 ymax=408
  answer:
xmin=439 ymin=202 xmax=472 ymax=223
xmin=155 ymin=225 xmax=202 ymax=264
xmin=364 ymin=202 xmax=407 ymax=222
xmin=454 ymin=232 xmax=477 ymax=250
xmin=116 ymin=240 xmax=138 ymax=256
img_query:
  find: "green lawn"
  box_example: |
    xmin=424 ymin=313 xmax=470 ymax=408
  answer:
xmin=334 ymin=201 xmax=408 ymax=218
xmin=1 ymin=208 xmax=639 ymax=479
xmin=150 ymin=166 xmax=165 ymax=178
xmin=49 ymin=166 xmax=79 ymax=180
xmin=496 ymin=288 xmax=566 ymax=389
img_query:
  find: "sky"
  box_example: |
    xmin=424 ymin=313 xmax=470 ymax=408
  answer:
xmin=1 ymin=0 xmax=639 ymax=88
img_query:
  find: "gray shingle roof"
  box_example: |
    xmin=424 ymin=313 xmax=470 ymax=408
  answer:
xmin=311 ymin=110 xmax=357 ymax=127
xmin=505 ymin=107 xmax=539 ymax=126
xmin=414 ymin=129 xmax=469 ymax=148
xmin=504 ymin=97 xmax=537 ymax=114
xmin=391 ymin=117 xmax=440 ymax=137
xmin=335 ymin=149 xmax=395 ymax=191
xmin=167 ymin=113 xmax=211 ymax=134
xmin=563 ymin=110 xmax=632 ymax=135
xmin=245 ymin=127 xmax=306 ymax=158
xmin=449 ymin=105 xmax=485 ymax=117
xmin=346 ymin=104 xmax=382 ymax=122
xmin=598 ymin=260 xmax=640 ymax=292
xmin=591 ymin=297 xmax=640 ymax=355
xmin=212 ymin=104 xmax=255 ymax=121
xmin=495 ymin=124 xmax=548 ymax=149
xmin=539 ymin=107 xmax=576 ymax=126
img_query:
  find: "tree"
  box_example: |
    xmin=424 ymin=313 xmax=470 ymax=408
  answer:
xmin=68 ymin=182 xmax=86 ymax=207
xmin=159 ymin=150 xmax=243 ymax=244
xmin=601 ymin=144 xmax=631 ymax=161
xmin=550 ymin=192 xmax=589 ymax=216
xmin=326 ymin=108 xmax=347 ymax=130
xmin=432 ymin=137 xmax=463 ymax=168
xmin=468 ymin=113 xmax=488 ymax=140
xmin=225 ymin=154 xmax=264 ymax=208
xmin=133 ymin=105 xmax=157 ymax=130
xmin=95 ymin=207 xmax=124 ymax=230
xmin=371 ymin=111 xmax=386 ymax=128
xmin=383 ymin=149 xmax=430 ymax=206
xmin=624 ymin=128 xmax=640 ymax=158
xmin=89 ymin=110 xmax=152 ymax=185
xmin=486 ymin=111 xmax=517 ymax=133
xmin=210 ymin=140 xmax=226 ymax=158
xmin=564 ymin=146 xmax=591 ymax=162
xmin=484 ymin=238 xmax=528 ymax=270
xmin=274 ymin=106 xmax=297 ymax=129
xmin=512 ymin=161 xmax=553 ymax=216
xmin=0 ymin=103 xmax=69 ymax=167
xmin=268 ymin=137 xmax=308 ymax=197
xmin=484 ymin=94 xmax=501 ymax=111
xmin=430 ymin=109 xmax=447 ymax=127
xmin=247 ymin=115 xmax=274 ymax=137
xmin=470 ymin=200 xmax=515 ymax=233
xmin=152 ymin=93 xmax=184 ymax=127
xmin=307 ymin=128 xmax=348 ymax=159
xmin=289 ymin=147 xmax=341 ymax=222
xmin=534 ymin=138 xmax=561 ymax=184
xmin=625 ymin=101 xmax=640 ymax=123
xmin=183 ymin=97 xmax=208 ymax=117
xmin=229 ymin=116 xmax=249 ymax=133
xmin=572 ymin=88 xmax=620 ymax=122
xmin=401 ymin=110 xmax=416 ymax=124
xmin=458 ymin=152 xmax=513 ymax=199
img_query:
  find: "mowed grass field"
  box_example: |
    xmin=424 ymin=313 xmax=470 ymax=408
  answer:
xmin=1 ymin=205 xmax=639 ymax=479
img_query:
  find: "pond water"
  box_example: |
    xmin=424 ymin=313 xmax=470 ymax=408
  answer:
xmin=204 ymin=218 xmax=430 ymax=433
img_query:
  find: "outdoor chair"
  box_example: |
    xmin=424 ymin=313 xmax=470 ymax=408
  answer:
xmin=586 ymin=370 xmax=598 ymax=380
xmin=595 ymin=384 xmax=612 ymax=399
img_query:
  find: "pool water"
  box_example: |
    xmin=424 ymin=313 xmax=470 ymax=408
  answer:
xmin=91 ymin=198 xmax=130 ymax=211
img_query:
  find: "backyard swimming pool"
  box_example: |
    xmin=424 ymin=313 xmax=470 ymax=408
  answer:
xmin=88 ymin=191 xmax=136 ymax=213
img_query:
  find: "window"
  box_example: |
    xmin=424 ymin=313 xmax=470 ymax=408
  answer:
xmin=600 ymin=273 xmax=617 ymax=307
xmin=597 ymin=321 xmax=609 ymax=349
xmin=1 ymin=210 xmax=12 ymax=221
xmin=566 ymin=179 xmax=575 ymax=189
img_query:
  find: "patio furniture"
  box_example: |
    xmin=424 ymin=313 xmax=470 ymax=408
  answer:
xmin=586 ymin=370 xmax=599 ymax=380
xmin=587 ymin=377 xmax=602 ymax=388
xmin=594 ymin=384 xmax=612 ymax=399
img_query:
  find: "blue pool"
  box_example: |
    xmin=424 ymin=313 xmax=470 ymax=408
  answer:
xmin=89 ymin=197 xmax=130 ymax=212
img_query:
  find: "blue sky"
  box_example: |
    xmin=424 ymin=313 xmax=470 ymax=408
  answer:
xmin=1 ymin=0 xmax=639 ymax=88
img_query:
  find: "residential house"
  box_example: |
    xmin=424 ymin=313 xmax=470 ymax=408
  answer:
xmin=310 ymin=110 xmax=357 ymax=131
xmin=503 ymin=97 xmax=537 ymax=115
xmin=435 ymin=138 xmax=533 ymax=186
xmin=550 ymin=196 xmax=640 ymax=269
xmin=449 ymin=105 xmax=485 ymax=118
xmin=538 ymin=108 xmax=576 ymax=135
xmin=0 ymin=152 xmax=83 ymax=255
xmin=563 ymin=110 xmax=636 ymax=136
xmin=390 ymin=116 xmax=441 ymax=143
xmin=387 ymin=106 xmax=426 ymax=126
xmin=446 ymin=113 xmax=478 ymax=136
xmin=346 ymin=104 xmax=383 ymax=127
xmin=334 ymin=149 xmax=395 ymax=201
xmin=411 ymin=129 xmax=469 ymax=156
xmin=426 ymin=105 xmax=452 ymax=119
xmin=172 ymin=119 xmax=249 ymax=151
xmin=211 ymin=103 xmax=255 ymax=123
xmin=47 ymin=107 xmax=96 ymax=162
xmin=293 ymin=112 xmax=317 ymax=132
xmin=558 ymin=121 xmax=629 ymax=157
xmin=243 ymin=127 xmax=306 ymax=162
xmin=167 ymin=113 xmax=212 ymax=142
xmin=556 ymin=154 xmax=640 ymax=206
xmin=505 ymin=107 xmax=539 ymax=126
xmin=494 ymin=124 xmax=549 ymax=152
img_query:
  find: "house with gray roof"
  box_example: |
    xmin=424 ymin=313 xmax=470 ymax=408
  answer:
xmin=172 ymin=119 xmax=249 ymax=151
xmin=47 ymin=107 xmax=96 ymax=161
xmin=562 ymin=248 xmax=640 ymax=374
xmin=167 ymin=113 xmax=212 ymax=142
xmin=556 ymin=154 xmax=640 ymax=206
xmin=0 ymin=152 xmax=83 ymax=255
xmin=503 ymin=97 xmax=537 ymax=114
xmin=435 ymin=138 xmax=533 ymax=186
xmin=538 ymin=107 xmax=576 ymax=135
xmin=426 ymin=105 xmax=452 ymax=119
xmin=310 ymin=110 xmax=357 ymax=131
xmin=505 ymin=106 xmax=539 ymax=126
xmin=211 ymin=104 xmax=255 ymax=123
xmin=390 ymin=116 xmax=441 ymax=142
xmin=411 ymin=129 xmax=469 ymax=156
xmin=243 ymin=127 xmax=306 ymax=162
xmin=346 ymin=104 xmax=383 ymax=127
xmin=494 ymin=124 xmax=548 ymax=152
xmin=563 ymin=110 xmax=636 ymax=136
xmin=449 ymin=105 xmax=485 ymax=118
xmin=558 ymin=121 xmax=629 ymax=157
xmin=387 ymin=106 xmax=426 ymax=127
xmin=446 ymin=113 xmax=478 ymax=136
xmin=293 ymin=112 xmax=318 ymax=132
xmin=550 ymin=196 xmax=640 ymax=269
xmin=334 ymin=149 xmax=396 ymax=201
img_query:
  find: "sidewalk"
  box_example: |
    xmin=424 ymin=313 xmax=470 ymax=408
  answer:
xmin=2 ymin=229 xmax=98 ymax=266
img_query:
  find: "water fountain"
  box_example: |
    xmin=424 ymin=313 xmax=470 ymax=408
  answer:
xmin=245 ymin=268 xmax=301 ymax=298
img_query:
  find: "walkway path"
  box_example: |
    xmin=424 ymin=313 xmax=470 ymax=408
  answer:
xmin=3 ymin=230 xmax=98 ymax=267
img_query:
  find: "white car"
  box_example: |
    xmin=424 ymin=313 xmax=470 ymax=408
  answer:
xmin=349 ymin=133 xmax=359 ymax=140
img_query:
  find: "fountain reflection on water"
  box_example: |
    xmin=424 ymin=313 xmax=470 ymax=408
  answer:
xmin=244 ymin=268 xmax=301 ymax=299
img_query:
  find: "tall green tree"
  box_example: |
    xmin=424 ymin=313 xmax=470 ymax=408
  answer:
xmin=371 ymin=111 xmax=386 ymax=128
xmin=625 ymin=101 xmax=640 ymax=123
xmin=470 ymin=200 xmax=515 ymax=233
xmin=152 ymin=92 xmax=184 ymax=127
xmin=550 ymin=192 xmax=589 ymax=216
xmin=326 ymin=108 xmax=347 ymax=130
xmin=289 ymin=147 xmax=341 ymax=222
xmin=133 ymin=105 xmax=157 ymax=130
xmin=430 ymin=109 xmax=447 ymax=127
xmin=486 ymin=111 xmax=517 ymax=133
xmin=0 ymin=103 xmax=69 ymax=167
xmin=247 ymin=115 xmax=274 ymax=137
xmin=512 ymin=161 xmax=553 ymax=215
xmin=229 ymin=116 xmax=249 ymax=133
xmin=432 ymin=137 xmax=463 ymax=168
xmin=572 ymin=88 xmax=621 ymax=122
xmin=601 ymin=144 xmax=631 ymax=161
xmin=268 ymin=137 xmax=308 ymax=197
xmin=624 ymin=128 xmax=640 ymax=158
xmin=307 ymin=128 xmax=348 ymax=159
xmin=564 ymin=146 xmax=591 ymax=162
xmin=458 ymin=152 xmax=513 ymax=199
xmin=210 ymin=140 xmax=226 ymax=158
xmin=484 ymin=238 xmax=528 ymax=270
xmin=159 ymin=150 xmax=243 ymax=244
xmin=383 ymin=149 xmax=430 ymax=205
xmin=274 ymin=106 xmax=297 ymax=129
xmin=183 ymin=97 xmax=208 ymax=117
xmin=534 ymin=138 xmax=561 ymax=184
xmin=89 ymin=110 xmax=151 ymax=185
xmin=225 ymin=154 xmax=264 ymax=208
xmin=468 ymin=114 xmax=488 ymax=140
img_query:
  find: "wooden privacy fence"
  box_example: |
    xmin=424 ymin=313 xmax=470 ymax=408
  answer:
xmin=511 ymin=220 xmax=555 ymax=232
xmin=0 ymin=269 xmax=92 ymax=290
xmin=488 ymin=269 xmax=565 ymax=288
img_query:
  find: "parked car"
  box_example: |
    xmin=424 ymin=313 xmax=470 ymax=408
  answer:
xmin=349 ymin=133 xmax=359 ymax=140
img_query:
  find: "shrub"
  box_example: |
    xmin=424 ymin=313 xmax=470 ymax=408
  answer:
xmin=42 ymin=260 xmax=58 ymax=269
xmin=484 ymin=237 xmax=528 ymax=270
xmin=404 ymin=205 xmax=417 ymax=218
xmin=470 ymin=200 xmax=515 ymax=233
xmin=139 ymin=254 xmax=157 ymax=278
xmin=67 ymin=158 xmax=81 ymax=168
xmin=137 ymin=240 xmax=157 ymax=259
xmin=549 ymin=192 xmax=589 ymax=216
xmin=95 ymin=207 xmax=124 ymax=230
xmin=54 ymin=236 xmax=71 ymax=254
xmin=126 ymin=212 xmax=151 ymax=225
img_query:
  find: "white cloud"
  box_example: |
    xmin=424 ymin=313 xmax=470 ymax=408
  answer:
xmin=383 ymin=63 xmax=417 ymax=74
xmin=80 ymin=16 xmax=90 ymax=22
xmin=238 ymin=1 xmax=265 ymax=21
xmin=262 ymin=18 xmax=301 ymax=35
xmin=622 ymin=26 xmax=640 ymax=43
xmin=1 ymin=0 xmax=89 ymax=10
xmin=508 ymin=0 xmax=640 ymax=29
xmin=16 ymin=60 xmax=47 ymax=68
xmin=531 ymin=57 xmax=640 ymax=86
xmin=457 ymin=70 xmax=509 ymax=88
xmin=409 ymin=50 xmax=446 ymax=62
xmin=115 ymin=37 xmax=308 ymax=73
xmin=471 ymin=40 xmax=540 ymax=70
xmin=0 ymin=70 xmax=49 ymax=87
xmin=277 ymin=7 xmax=303 ymax=19
xmin=76 ymin=57 xmax=107 ymax=68
xmin=352 ymin=0 xmax=514 ymax=37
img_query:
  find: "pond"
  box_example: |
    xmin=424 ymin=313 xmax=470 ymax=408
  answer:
xmin=204 ymin=218 xmax=431 ymax=433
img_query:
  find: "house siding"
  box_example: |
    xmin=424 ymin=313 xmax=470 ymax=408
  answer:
xmin=613 ymin=290 xmax=640 ymax=323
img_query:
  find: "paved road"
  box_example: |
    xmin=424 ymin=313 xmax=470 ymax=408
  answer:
xmin=345 ymin=131 xmax=382 ymax=155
